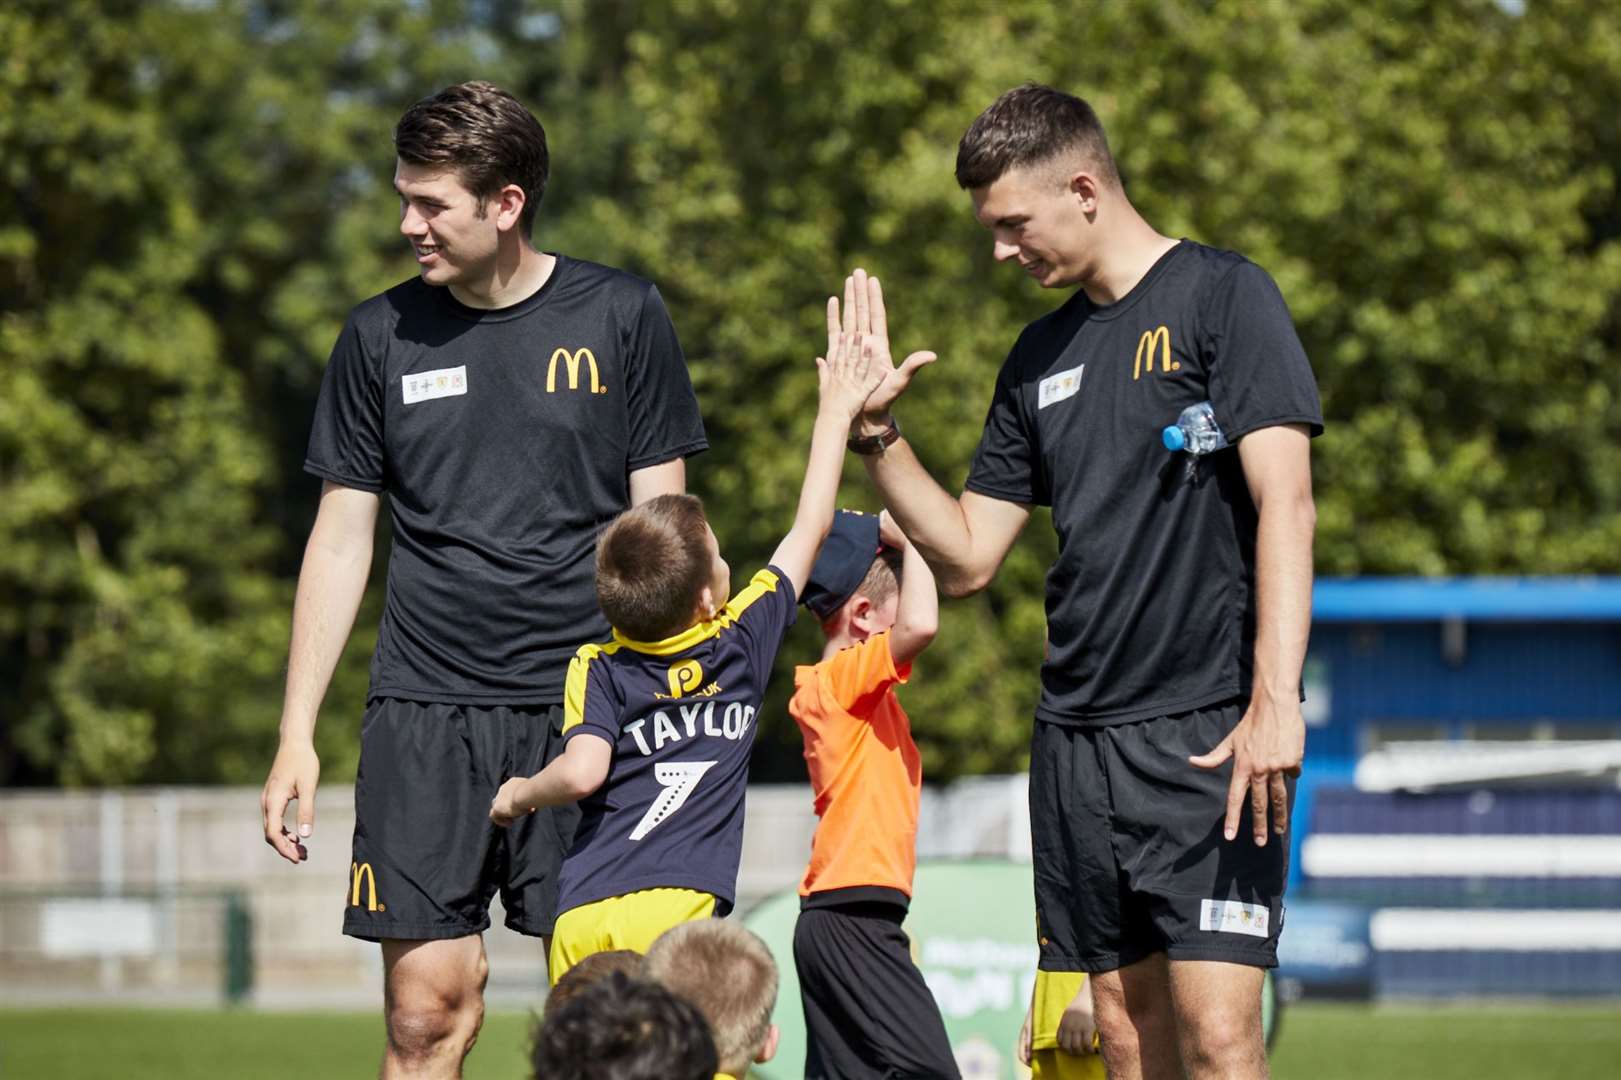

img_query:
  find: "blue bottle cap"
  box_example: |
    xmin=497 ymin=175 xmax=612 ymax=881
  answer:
xmin=1162 ymin=425 xmax=1186 ymax=451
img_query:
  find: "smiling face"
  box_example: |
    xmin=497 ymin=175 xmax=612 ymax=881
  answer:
xmin=394 ymin=159 xmax=503 ymax=290
xmin=970 ymin=162 xmax=1100 ymax=290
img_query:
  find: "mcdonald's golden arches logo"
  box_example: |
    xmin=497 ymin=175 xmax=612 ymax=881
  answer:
xmin=546 ymin=347 xmax=608 ymax=394
xmin=1133 ymin=325 xmax=1179 ymax=380
xmin=350 ymin=861 xmax=384 ymax=912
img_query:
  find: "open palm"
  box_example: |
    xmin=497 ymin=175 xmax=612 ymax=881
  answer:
xmin=826 ymin=267 xmax=936 ymax=424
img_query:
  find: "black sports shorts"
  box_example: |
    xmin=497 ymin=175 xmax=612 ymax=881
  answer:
xmin=1029 ymin=699 xmax=1292 ymax=973
xmin=342 ymin=698 xmax=580 ymax=942
xmin=794 ymin=901 xmax=961 ymax=1080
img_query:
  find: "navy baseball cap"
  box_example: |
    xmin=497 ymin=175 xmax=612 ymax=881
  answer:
xmin=801 ymin=510 xmax=883 ymax=620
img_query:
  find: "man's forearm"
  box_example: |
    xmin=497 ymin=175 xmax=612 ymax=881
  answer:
xmin=280 ymin=529 xmax=373 ymax=743
xmin=1250 ymin=489 xmax=1315 ymax=702
xmin=861 ymin=436 xmax=983 ymax=595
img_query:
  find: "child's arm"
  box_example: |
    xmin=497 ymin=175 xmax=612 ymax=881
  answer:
xmin=1056 ymin=979 xmax=1099 ymax=1055
xmin=879 ymin=511 xmax=939 ymax=666
xmin=1019 ymin=976 xmax=1100 ymax=1062
xmin=769 ymin=319 xmax=883 ymax=597
xmin=489 ymin=733 xmax=613 ymax=827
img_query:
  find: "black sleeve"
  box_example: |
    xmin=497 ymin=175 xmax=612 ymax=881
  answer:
xmin=624 ymin=285 xmax=708 ymax=470
xmin=304 ymin=314 xmax=386 ymax=492
xmin=964 ymin=347 xmax=1048 ymax=507
xmin=1201 ymin=262 xmax=1324 ymax=442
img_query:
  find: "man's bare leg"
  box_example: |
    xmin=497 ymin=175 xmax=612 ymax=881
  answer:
xmin=380 ymin=936 xmax=489 ymax=1080
xmin=1089 ymin=953 xmax=1183 ymax=1080
xmin=1167 ymin=960 xmax=1267 ymax=1080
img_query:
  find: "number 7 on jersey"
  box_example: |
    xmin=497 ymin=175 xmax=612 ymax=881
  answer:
xmin=629 ymin=761 xmax=718 ymax=841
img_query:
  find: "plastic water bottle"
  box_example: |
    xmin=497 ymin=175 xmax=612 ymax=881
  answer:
xmin=1162 ymin=401 xmax=1228 ymax=455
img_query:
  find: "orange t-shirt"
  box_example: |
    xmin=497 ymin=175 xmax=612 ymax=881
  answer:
xmin=789 ymin=631 xmax=921 ymax=898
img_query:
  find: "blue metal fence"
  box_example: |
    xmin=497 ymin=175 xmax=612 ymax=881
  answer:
xmin=1281 ymin=579 xmax=1621 ymax=998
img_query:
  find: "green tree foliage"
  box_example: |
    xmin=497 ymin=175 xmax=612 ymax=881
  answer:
xmin=3 ymin=0 xmax=1617 ymax=785
xmin=565 ymin=0 xmax=1621 ymax=778
xmin=0 ymin=0 xmax=559 ymax=785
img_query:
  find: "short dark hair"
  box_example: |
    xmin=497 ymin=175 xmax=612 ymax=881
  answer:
xmin=955 ymin=83 xmax=1120 ymax=191
xmin=545 ymin=950 xmax=647 ymax=1016
xmin=394 ymin=81 xmax=550 ymax=237
xmin=531 ymin=973 xmax=718 ymax=1080
xmin=646 ymin=921 xmax=778 ymax=1076
xmin=596 ymin=494 xmax=712 ymax=641
xmin=851 ymin=547 xmax=903 ymax=612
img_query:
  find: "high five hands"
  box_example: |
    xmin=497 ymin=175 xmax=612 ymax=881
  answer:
xmin=826 ymin=268 xmax=937 ymax=429
xmin=816 ymin=309 xmax=887 ymax=423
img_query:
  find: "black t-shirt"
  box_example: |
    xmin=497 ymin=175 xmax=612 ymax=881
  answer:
xmin=966 ymin=241 xmax=1322 ymax=725
xmin=304 ymin=255 xmax=708 ymax=704
xmin=556 ymin=567 xmax=796 ymax=916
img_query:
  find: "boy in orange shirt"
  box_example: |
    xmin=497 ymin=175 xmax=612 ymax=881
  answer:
xmin=789 ymin=510 xmax=960 ymax=1080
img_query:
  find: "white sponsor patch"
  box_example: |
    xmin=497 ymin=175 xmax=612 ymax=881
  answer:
xmin=402 ymin=365 xmax=467 ymax=405
xmin=1200 ymin=899 xmax=1270 ymax=938
xmin=1037 ymin=363 xmax=1084 ymax=409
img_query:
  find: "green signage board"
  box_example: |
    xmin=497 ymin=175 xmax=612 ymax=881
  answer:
xmin=743 ymin=859 xmax=1040 ymax=1079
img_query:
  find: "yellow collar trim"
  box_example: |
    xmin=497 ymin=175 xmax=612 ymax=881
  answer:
xmin=611 ymin=568 xmax=782 ymax=656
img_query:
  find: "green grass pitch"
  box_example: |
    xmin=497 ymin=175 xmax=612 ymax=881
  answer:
xmin=2 ymin=1003 xmax=1619 ymax=1078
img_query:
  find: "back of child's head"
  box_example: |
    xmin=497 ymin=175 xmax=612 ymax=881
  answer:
xmin=596 ymin=493 xmax=711 ymax=640
xmin=544 ymin=949 xmax=646 ymax=1015
xmin=645 ymin=920 xmax=779 ymax=1077
xmin=531 ymin=971 xmax=718 ymax=1080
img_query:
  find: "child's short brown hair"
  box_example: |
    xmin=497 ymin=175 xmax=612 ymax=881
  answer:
xmin=596 ymin=494 xmax=711 ymax=641
xmin=544 ymin=949 xmax=646 ymax=1015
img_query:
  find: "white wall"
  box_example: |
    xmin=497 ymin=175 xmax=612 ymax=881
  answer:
xmin=0 ymin=778 xmax=1028 ymax=1007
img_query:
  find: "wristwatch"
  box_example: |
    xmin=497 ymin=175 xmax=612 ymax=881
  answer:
xmin=847 ymin=416 xmax=901 ymax=455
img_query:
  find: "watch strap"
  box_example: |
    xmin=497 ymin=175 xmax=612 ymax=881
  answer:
xmin=847 ymin=416 xmax=901 ymax=455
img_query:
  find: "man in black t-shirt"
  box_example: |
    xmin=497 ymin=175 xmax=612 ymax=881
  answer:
xmin=845 ymin=86 xmax=1321 ymax=1079
xmin=258 ymin=82 xmax=706 ymax=1079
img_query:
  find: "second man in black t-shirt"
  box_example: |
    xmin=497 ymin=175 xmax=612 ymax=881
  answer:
xmin=850 ymin=85 xmax=1322 ymax=1079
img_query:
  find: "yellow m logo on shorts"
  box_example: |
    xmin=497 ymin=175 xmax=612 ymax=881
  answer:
xmin=667 ymin=660 xmax=704 ymax=699
xmin=1133 ymin=325 xmax=1178 ymax=380
xmin=350 ymin=861 xmax=382 ymax=912
xmin=546 ymin=347 xmax=605 ymax=394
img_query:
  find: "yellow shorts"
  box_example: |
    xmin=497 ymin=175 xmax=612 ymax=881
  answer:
xmin=1030 ymin=969 xmax=1107 ymax=1080
xmin=547 ymin=887 xmax=716 ymax=986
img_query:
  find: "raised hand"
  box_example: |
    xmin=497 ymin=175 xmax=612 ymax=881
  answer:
xmin=826 ymin=268 xmax=936 ymax=430
xmin=816 ymin=323 xmax=884 ymax=423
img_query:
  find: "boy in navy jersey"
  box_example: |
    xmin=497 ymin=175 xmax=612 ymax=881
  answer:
xmin=491 ymin=319 xmax=884 ymax=984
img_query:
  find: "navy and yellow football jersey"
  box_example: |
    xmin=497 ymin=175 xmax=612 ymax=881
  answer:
xmin=554 ymin=567 xmax=796 ymax=917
